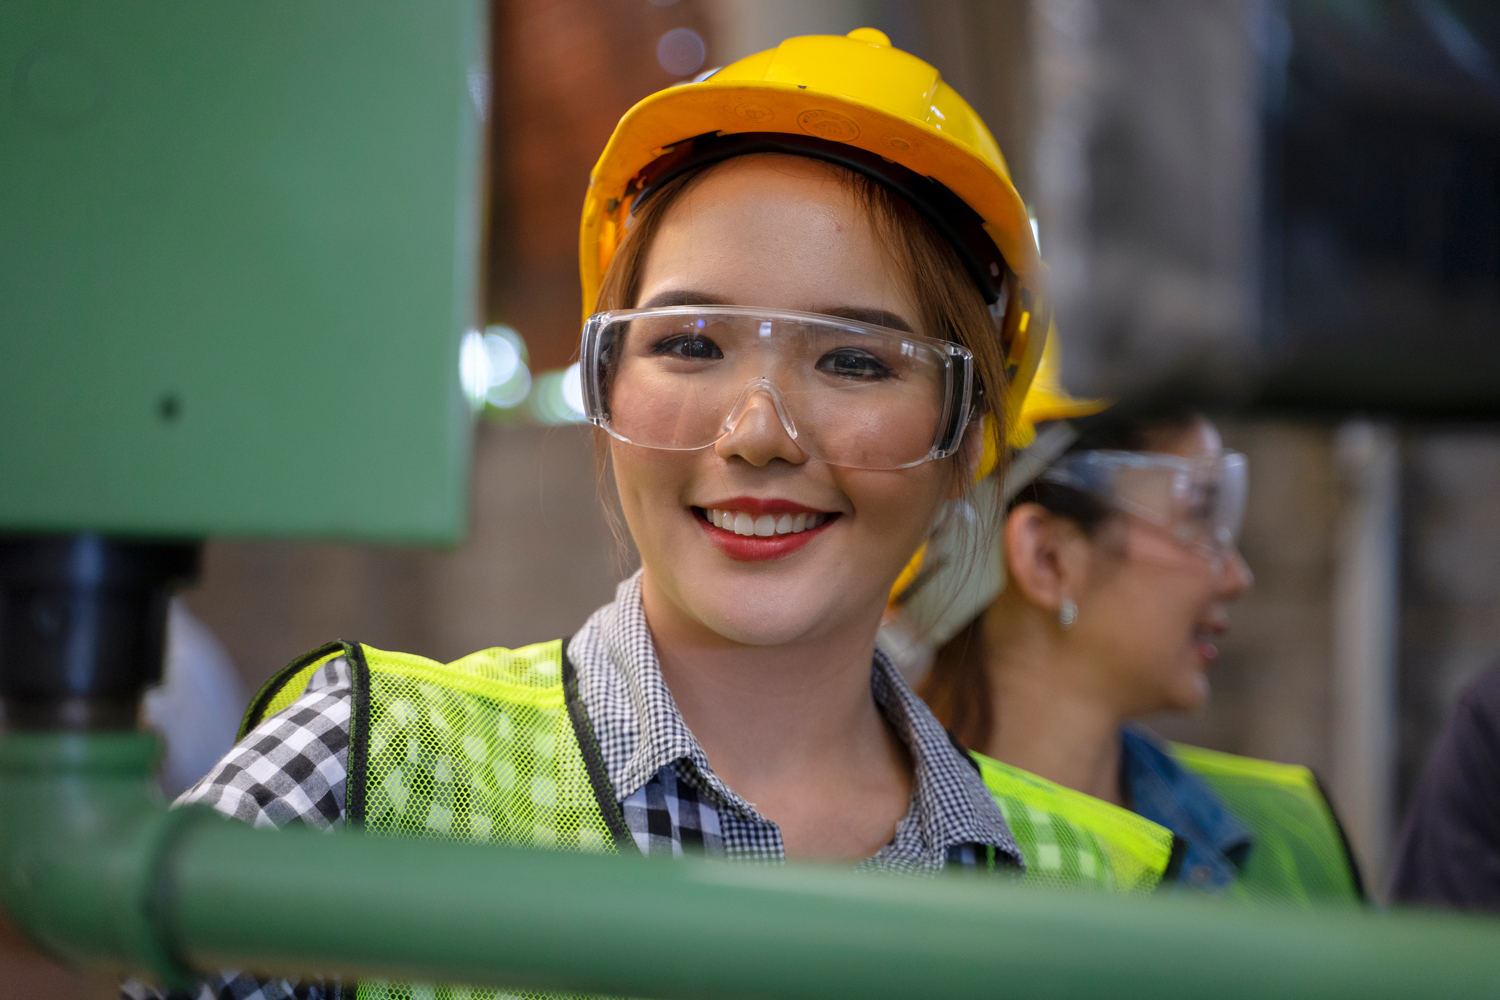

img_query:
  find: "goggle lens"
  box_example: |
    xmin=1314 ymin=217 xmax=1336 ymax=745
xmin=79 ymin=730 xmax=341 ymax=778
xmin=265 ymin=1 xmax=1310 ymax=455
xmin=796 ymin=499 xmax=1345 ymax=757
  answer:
xmin=1041 ymin=450 xmax=1249 ymax=554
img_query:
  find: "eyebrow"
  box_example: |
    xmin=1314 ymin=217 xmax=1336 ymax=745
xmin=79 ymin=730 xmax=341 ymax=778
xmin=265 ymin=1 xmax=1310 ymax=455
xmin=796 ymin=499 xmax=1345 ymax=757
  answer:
xmin=815 ymin=306 xmax=913 ymax=333
xmin=637 ymin=289 xmax=731 ymax=309
xmin=637 ymin=290 xmax=915 ymax=333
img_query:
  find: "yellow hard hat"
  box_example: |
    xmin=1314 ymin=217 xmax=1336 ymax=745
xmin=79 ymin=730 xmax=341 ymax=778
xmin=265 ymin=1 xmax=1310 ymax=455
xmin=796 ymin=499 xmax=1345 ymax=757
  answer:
xmin=580 ymin=27 xmax=1049 ymax=440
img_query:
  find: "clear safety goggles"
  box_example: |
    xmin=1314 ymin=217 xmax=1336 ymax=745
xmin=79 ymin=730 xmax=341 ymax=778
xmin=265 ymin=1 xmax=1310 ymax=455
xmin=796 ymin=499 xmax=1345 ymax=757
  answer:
xmin=579 ymin=306 xmax=976 ymax=471
xmin=1039 ymin=450 xmax=1249 ymax=554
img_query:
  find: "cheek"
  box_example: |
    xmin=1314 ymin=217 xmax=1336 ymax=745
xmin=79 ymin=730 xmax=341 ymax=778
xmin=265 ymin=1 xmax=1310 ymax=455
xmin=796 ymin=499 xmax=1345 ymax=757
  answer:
xmin=835 ymin=465 xmax=950 ymax=564
xmin=1087 ymin=563 xmax=1197 ymax=666
xmin=609 ymin=445 xmax=691 ymax=546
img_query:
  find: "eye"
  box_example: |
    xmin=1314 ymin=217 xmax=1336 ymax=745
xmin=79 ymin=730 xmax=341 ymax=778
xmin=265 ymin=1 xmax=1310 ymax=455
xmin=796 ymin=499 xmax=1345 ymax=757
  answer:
xmin=817 ymin=348 xmax=893 ymax=380
xmin=653 ymin=334 xmax=723 ymax=360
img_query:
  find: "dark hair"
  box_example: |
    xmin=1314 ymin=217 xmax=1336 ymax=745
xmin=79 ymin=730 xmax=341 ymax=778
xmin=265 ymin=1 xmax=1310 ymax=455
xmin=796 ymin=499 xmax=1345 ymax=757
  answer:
xmin=917 ymin=403 xmax=1203 ymax=749
xmin=1008 ymin=401 xmax=1201 ymax=534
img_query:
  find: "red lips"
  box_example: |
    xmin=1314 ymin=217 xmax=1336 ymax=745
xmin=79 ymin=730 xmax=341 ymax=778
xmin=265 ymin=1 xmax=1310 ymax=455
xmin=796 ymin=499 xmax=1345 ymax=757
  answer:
xmin=692 ymin=498 xmax=839 ymax=562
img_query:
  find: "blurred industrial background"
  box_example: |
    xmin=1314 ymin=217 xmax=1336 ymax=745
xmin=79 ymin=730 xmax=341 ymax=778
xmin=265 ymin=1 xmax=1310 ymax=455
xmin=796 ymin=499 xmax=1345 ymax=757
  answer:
xmin=7 ymin=0 xmax=1500 ymax=994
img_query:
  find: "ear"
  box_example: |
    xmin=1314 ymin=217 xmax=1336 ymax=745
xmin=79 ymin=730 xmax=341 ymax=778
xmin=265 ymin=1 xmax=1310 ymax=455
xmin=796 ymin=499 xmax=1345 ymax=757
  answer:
xmin=1003 ymin=502 xmax=1090 ymax=613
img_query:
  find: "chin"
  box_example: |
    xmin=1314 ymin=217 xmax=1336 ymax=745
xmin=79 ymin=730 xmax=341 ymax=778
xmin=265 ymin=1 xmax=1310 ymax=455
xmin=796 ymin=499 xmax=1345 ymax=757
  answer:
xmin=1166 ymin=672 xmax=1211 ymax=713
xmin=685 ymin=587 xmax=835 ymax=646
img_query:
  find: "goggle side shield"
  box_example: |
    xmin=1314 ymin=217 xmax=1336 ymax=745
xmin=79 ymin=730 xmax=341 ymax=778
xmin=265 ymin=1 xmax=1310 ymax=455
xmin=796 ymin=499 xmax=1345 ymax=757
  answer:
xmin=579 ymin=306 xmax=976 ymax=470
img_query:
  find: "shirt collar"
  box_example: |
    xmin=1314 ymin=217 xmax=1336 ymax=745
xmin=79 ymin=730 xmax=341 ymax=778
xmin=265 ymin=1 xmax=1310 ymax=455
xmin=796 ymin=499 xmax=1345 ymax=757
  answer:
xmin=1120 ymin=724 xmax=1252 ymax=890
xmin=570 ymin=571 xmax=1019 ymax=868
xmin=866 ymin=648 xmax=1021 ymax=869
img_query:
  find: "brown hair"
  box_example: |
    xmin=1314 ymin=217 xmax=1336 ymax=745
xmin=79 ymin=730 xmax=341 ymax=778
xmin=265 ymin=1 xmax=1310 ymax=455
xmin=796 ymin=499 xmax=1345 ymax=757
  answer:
xmin=590 ymin=154 xmax=1011 ymax=520
xmin=917 ymin=404 xmax=1204 ymax=749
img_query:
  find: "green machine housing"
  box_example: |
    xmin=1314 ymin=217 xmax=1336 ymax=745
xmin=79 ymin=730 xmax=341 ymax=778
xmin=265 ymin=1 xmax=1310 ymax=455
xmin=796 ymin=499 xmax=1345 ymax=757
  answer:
xmin=0 ymin=0 xmax=484 ymax=544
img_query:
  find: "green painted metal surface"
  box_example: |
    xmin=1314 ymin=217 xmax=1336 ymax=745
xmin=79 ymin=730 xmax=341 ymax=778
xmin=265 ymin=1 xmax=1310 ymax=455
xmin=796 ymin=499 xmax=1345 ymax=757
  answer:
xmin=2 ymin=732 xmax=1499 ymax=999
xmin=0 ymin=2 xmax=484 ymax=543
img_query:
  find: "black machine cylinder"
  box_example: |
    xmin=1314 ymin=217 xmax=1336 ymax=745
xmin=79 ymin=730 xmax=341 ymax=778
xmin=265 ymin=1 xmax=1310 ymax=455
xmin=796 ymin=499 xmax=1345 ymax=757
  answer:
xmin=0 ymin=534 xmax=199 ymax=730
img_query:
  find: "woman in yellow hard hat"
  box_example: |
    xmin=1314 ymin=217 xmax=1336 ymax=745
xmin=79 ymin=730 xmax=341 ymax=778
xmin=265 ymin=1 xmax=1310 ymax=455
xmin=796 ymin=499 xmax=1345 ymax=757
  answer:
xmin=134 ymin=29 xmax=1131 ymax=1000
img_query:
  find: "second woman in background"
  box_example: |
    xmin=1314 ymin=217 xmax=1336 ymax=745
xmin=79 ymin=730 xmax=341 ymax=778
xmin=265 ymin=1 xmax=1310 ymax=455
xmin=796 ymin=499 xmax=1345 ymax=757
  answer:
xmin=912 ymin=400 xmax=1367 ymax=904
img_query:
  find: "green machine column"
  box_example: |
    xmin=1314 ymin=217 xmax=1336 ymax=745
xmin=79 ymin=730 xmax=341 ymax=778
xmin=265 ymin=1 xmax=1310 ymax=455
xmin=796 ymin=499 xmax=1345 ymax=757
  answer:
xmin=1 ymin=1 xmax=485 ymax=543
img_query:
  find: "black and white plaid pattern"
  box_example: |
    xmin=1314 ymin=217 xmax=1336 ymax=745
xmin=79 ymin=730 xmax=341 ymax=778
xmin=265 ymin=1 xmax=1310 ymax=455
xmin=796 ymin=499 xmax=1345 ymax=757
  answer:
xmin=126 ymin=573 xmax=1018 ymax=998
xmin=622 ymin=763 xmax=724 ymax=857
xmin=176 ymin=657 xmax=352 ymax=830
xmin=121 ymin=974 xmax=344 ymax=1000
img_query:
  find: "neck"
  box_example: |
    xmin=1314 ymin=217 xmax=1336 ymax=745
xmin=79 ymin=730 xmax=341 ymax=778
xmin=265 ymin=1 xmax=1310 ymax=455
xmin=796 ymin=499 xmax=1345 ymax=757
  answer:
xmin=638 ymin=569 xmax=911 ymax=860
xmin=979 ymin=596 xmax=1126 ymax=807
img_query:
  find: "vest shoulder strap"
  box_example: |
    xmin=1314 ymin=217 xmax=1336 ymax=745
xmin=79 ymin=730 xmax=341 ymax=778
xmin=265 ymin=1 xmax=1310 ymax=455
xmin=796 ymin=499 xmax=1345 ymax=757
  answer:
xmin=969 ymin=751 xmax=1179 ymax=894
xmin=1170 ymin=743 xmax=1366 ymax=905
xmin=238 ymin=640 xmax=353 ymax=740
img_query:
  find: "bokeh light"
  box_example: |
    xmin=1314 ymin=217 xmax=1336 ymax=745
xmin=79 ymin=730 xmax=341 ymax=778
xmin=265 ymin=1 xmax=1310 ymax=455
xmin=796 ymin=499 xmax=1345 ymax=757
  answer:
xmin=528 ymin=363 xmax=588 ymax=425
xmin=483 ymin=326 xmax=531 ymax=409
xmin=461 ymin=325 xmax=533 ymax=413
xmin=657 ymin=28 xmax=705 ymax=77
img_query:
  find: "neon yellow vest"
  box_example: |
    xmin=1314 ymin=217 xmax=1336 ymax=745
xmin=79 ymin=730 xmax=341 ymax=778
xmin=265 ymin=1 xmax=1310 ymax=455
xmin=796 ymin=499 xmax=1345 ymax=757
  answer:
xmin=242 ymin=640 xmax=1185 ymax=996
xmin=1171 ymin=743 xmax=1365 ymax=906
xmin=969 ymin=751 xmax=1181 ymax=894
xmin=243 ymin=639 xmax=623 ymax=1000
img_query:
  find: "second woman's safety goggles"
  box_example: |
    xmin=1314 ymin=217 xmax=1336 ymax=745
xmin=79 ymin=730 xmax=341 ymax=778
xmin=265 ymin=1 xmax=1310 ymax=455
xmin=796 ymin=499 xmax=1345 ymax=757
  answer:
xmin=1039 ymin=449 xmax=1249 ymax=554
xmin=580 ymin=306 xmax=976 ymax=471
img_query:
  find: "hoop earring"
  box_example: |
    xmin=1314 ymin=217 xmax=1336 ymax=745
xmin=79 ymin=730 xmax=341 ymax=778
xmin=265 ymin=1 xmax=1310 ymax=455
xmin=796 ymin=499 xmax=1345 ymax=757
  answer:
xmin=1058 ymin=597 xmax=1078 ymax=630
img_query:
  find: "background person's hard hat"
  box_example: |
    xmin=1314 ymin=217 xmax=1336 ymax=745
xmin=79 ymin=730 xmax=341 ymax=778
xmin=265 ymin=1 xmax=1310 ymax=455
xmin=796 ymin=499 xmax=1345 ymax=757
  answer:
xmin=580 ymin=27 xmax=1050 ymax=440
xmin=972 ymin=317 xmax=1109 ymax=479
xmin=890 ymin=324 xmax=1106 ymax=614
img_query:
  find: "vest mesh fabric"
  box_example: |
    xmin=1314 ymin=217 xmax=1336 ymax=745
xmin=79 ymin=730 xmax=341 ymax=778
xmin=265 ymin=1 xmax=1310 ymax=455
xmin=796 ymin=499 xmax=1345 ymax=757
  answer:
xmin=245 ymin=640 xmax=617 ymax=1000
xmin=970 ymin=752 xmax=1174 ymax=894
xmin=356 ymin=641 xmax=617 ymax=1000
xmin=1171 ymin=743 xmax=1363 ymax=907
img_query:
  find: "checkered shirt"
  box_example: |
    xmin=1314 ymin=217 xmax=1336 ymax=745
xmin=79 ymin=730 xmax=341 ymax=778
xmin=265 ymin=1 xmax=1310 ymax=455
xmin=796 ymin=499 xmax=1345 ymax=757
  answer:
xmin=124 ymin=572 xmax=1018 ymax=999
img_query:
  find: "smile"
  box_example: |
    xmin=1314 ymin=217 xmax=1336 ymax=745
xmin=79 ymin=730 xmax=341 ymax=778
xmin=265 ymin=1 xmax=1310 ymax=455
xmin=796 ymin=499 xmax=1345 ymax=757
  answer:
xmin=691 ymin=499 xmax=841 ymax=562
xmin=704 ymin=508 xmax=833 ymax=537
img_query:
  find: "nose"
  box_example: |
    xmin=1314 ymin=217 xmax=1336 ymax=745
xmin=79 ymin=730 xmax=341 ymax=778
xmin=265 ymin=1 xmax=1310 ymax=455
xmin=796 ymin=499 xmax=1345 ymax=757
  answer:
xmin=715 ymin=383 xmax=807 ymax=468
xmin=1216 ymin=544 xmax=1254 ymax=598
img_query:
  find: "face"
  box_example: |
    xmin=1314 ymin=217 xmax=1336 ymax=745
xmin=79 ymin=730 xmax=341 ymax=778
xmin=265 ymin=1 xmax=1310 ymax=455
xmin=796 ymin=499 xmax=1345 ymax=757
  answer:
xmin=1069 ymin=419 xmax=1254 ymax=715
xmin=612 ymin=155 xmax=966 ymax=648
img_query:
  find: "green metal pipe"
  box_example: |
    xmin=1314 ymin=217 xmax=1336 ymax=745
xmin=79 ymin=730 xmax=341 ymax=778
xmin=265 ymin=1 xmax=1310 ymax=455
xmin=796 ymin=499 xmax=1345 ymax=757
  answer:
xmin=4 ymin=731 xmax=1500 ymax=999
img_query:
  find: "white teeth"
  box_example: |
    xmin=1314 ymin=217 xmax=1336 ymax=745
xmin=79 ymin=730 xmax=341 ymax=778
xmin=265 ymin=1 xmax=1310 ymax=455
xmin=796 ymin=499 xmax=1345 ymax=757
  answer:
xmin=705 ymin=508 xmax=827 ymax=537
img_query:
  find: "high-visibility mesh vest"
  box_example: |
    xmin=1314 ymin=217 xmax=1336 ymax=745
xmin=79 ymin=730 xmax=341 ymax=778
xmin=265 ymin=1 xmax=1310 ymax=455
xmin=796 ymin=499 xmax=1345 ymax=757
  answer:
xmin=1171 ymin=743 xmax=1365 ymax=906
xmin=243 ymin=639 xmax=1183 ymax=998
xmin=968 ymin=752 xmax=1180 ymax=894
xmin=243 ymin=639 xmax=624 ymax=1000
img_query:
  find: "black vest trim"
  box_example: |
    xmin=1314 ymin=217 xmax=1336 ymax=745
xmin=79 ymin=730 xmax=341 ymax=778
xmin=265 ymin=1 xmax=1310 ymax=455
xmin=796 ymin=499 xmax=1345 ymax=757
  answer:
xmin=1312 ymin=771 xmax=1369 ymax=902
xmin=344 ymin=642 xmax=373 ymax=828
xmin=560 ymin=636 xmax=633 ymax=851
xmin=237 ymin=639 xmax=348 ymax=741
xmin=1157 ymin=835 xmax=1189 ymax=890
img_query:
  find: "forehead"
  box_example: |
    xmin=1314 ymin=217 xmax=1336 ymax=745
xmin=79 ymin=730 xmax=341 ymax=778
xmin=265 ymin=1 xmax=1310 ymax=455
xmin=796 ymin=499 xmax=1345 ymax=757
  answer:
xmin=635 ymin=155 xmax=917 ymax=319
xmin=1140 ymin=417 xmax=1221 ymax=460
